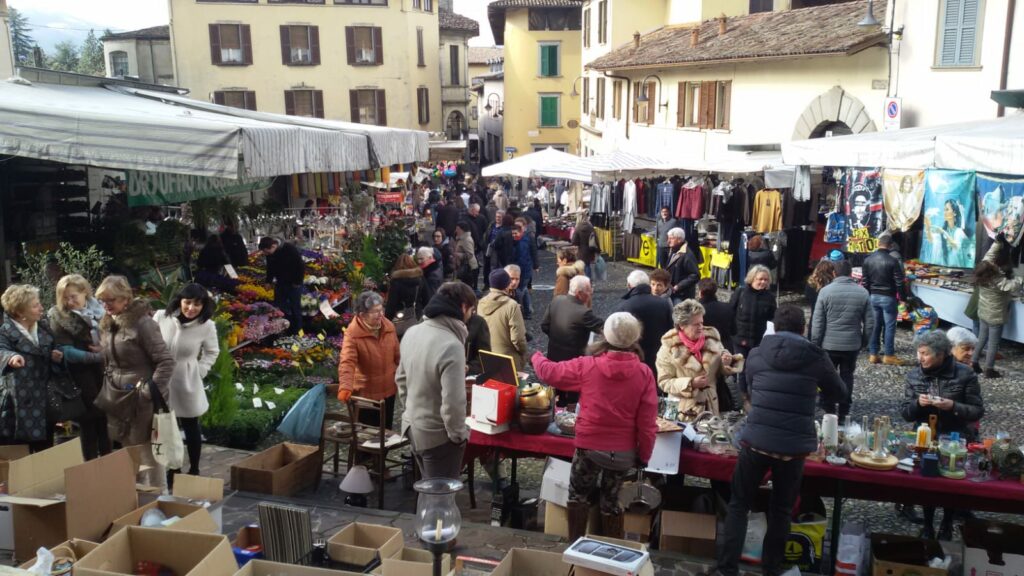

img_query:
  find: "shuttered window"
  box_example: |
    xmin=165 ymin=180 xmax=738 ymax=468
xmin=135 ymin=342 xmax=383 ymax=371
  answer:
xmin=450 ymin=45 xmax=460 ymax=85
xmin=284 ymin=90 xmax=324 ymax=118
xmin=597 ymin=0 xmax=607 ymax=44
xmin=633 ymin=81 xmax=654 ymax=124
xmin=346 ymin=26 xmax=383 ymax=66
xmin=417 ymin=87 xmax=430 ymax=125
xmin=582 ymin=78 xmax=590 ymax=114
xmin=583 ymin=8 xmax=591 ymax=48
xmin=612 ymin=80 xmax=622 ymax=120
xmin=350 ymin=89 xmax=387 ymax=126
xmin=596 ymin=77 xmax=606 ymax=119
xmin=539 ymin=94 xmax=560 ymax=127
xmin=209 ymin=24 xmax=252 ymax=65
xmin=677 ymin=80 xmax=730 ymax=129
xmin=417 ymin=29 xmax=425 ymax=67
xmin=280 ymin=25 xmax=320 ymax=65
xmin=714 ymin=81 xmax=731 ymax=130
xmin=214 ymin=90 xmax=257 ymax=111
xmin=539 ymin=43 xmax=560 ymax=77
xmin=937 ymin=0 xmax=982 ymax=67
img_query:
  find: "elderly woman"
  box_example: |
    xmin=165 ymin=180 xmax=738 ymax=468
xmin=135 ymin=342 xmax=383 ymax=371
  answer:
xmin=946 ymin=326 xmax=979 ymax=369
xmin=94 ymin=276 xmax=175 ymax=487
xmin=48 ymin=275 xmax=110 ymax=460
xmin=0 ymin=284 xmax=64 ymax=451
xmin=532 ymin=313 xmax=658 ymax=541
xmin=656 ymin=299 xmax=744 ymax=418
xmin=901 ymin=329 xmax=983 ymax=541
xmin=417 ymin=246 xmax=445 ymax=303
xmin=337 ymin=291 xmax=399 ymax=429
xmin=730 ymin=264 xmax=777 ymax=358
xmin=154 ymin=284 xmax=219 ymax=478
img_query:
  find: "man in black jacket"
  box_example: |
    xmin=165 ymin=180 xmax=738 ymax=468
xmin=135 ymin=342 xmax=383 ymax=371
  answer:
xmin=542 ymin=275 xmax=604 ymax=406
xmin=665 ymin=227 xmax=699 ymax=304
xmin=860 ymin=233 xmax=906 ymax=365
xmin=717 ymin=305 xmax=845 ymax=576
xmin=259 ymin=237 xmax=306 ymax=335
xmin=617 ymin=270 xmax=673 ymax=375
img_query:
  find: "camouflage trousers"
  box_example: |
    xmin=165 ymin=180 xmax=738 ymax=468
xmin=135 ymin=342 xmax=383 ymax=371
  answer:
xmin=568 ymin=448 xmax=635 ymax=515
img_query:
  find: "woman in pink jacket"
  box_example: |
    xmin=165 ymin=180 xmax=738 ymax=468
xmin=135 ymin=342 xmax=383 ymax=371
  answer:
xmin=531 ymin=312 xmax=659 ymax=541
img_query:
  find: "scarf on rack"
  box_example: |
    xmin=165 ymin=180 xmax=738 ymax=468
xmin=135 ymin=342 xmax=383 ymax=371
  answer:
xmin=678 ymin=329 xmax=706 ymax=364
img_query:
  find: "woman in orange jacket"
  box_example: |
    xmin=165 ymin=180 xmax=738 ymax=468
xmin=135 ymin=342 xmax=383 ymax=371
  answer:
xmin=337 ymin=291 xmax=400 ymax=429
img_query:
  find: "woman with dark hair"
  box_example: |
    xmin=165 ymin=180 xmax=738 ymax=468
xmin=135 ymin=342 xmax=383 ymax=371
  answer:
xmin=432 ymin=228 xmax=456 ymax=280
xmin=154 ymin=283 xmax=219 ymax=478
xmin=745 ymin=235 xmax=776 ymax=273
xmin=385 ymin=254 xmax=426 ymax=321
xmin=805 ymin=259 xmax=836 ymax=343
xmin=974 ymin=259 xmax=1023 ymax=378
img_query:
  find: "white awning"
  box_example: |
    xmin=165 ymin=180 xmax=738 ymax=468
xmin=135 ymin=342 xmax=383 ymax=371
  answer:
xmin=533 ymin=150 xmax=673 ymax=183
xmin=0 ymin=80 xmax=372 ymax=178
xmin=124 ymin=88 xmax=429 ymax=168
xmin=934 ymin=113 xmax=1024 ymax=175
xmin=481 ymin=147 xmax=578 ymax=178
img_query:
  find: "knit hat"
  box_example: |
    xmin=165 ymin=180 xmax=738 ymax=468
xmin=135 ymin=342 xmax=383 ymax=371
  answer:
xmin=489 ymin=269 xmax=511 ymax=290
xmin=603 ymin=312 xmax=642 ymax=349
xmin=829 ymin=249 xmax=845 ymax=262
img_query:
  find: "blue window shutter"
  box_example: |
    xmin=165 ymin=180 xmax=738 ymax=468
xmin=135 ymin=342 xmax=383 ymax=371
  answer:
xmin=958 ymin=0 xmax=979 ymax=65
xmin=939 ymin=0 xmax=962 ymax=66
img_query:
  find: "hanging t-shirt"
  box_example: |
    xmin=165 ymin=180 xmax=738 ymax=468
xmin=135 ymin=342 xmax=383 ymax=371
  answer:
xmin=843 ymin=168 xmax=886 ymax=253
xmin=977 ymin=173 xmax=1024 ymax=247
xmin=622 ymin=180 xmax=637 ymax=233
xmin=752 ymin=189 xmax=783 ymax=233
xmin=882 ymin=169 xmax=925 ymax=232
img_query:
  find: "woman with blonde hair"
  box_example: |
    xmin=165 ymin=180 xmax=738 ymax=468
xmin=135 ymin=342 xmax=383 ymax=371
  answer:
xmin=48 ymin=274 xmax=110 ymax=460
xmin=730 ymin=264 xmax=777 ymax=358
xmin=94 ymin=276 xmax=175 ymax=487
xmin=0 ymin=284 xmax=64 ymax=451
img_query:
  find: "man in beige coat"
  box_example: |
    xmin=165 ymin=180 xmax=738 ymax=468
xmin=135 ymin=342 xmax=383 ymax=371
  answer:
xmin=477 ymin=269 xmax=528 ymax=371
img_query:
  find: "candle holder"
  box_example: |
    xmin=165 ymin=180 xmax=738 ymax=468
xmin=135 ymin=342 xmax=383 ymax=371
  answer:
xmin=414 ymin=478 xmax=463 ymax=576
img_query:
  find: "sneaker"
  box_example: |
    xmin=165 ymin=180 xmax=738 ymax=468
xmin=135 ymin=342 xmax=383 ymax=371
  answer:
xmin=984 ymin=369 xmax=1002 ymax=379
xmin=869 ymin=355 xmax=881 ymax=364
xmin=883 ymin=355 xmax=906 ymax=366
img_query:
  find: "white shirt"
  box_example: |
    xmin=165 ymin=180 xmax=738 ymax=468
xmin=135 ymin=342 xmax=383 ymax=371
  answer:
xmin=13 ymin=321 xmax=38 ymax=346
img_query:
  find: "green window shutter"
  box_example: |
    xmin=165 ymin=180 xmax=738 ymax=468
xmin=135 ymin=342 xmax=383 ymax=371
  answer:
xmin=541 ymin=96 xmax=558 ymax=126
xmin=550 ymin=45 xmax=559 ymax=76
xmin=540 ymin=46 xmax=550 ymax=76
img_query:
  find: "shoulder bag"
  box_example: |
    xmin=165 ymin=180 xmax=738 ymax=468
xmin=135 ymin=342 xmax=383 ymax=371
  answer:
xmin=47 ymin=360 xmax=86 ymax=423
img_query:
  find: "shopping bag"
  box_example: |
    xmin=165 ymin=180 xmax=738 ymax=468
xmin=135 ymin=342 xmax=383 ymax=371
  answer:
xmin=833 ymin=521 xmax=868 ymax=576
xmin=740 ymin=512 xmax=767 ymax=564
xmin=277 ymin=383 xmax=326 ymax=444
xmin=784 ymin=513 xmax=827 ymax=573
xmin=149 ymin=381 xmax=184 ymax=470
xmin=593 ymin=254 xmax=608 ymax=282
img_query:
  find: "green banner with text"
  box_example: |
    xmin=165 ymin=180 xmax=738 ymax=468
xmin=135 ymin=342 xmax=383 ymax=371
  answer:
xmin=126 ymin=170 xmax=272 ymax=207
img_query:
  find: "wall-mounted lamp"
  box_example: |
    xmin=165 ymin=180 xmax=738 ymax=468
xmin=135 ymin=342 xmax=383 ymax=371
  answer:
xmin=569 ymin=75 xmax=585 ymax=98
xmin=483 ymin=92 xmax=503 ymax=117
xmin=857 ymin=0 xmax=879 ymax=27
xmin=635 ymin=74 xmax=669 ymax=110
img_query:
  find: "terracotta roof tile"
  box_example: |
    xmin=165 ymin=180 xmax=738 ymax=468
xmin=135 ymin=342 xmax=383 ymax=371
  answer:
xmin=588 ymin=1 xmax=887 ymax=71
xmin=469 ymin=46 xmax=503 ymax=64
xmin=440 ymin=10 xmax=480 ymax=34
xmin=101 ymin=25 xmax=170 ymax=41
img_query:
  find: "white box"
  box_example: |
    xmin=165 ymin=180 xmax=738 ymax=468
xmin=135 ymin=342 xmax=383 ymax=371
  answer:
xmin=0 ymin=502 xmax=13 ymax=550
xmin=647 ymin=432 xmax=683 ymax=475
xmin=539 ymin=457 xmax=572 ymax=508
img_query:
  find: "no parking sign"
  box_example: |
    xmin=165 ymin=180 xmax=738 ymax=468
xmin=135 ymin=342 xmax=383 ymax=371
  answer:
xmin=883 ymin=97 xmax=902 ymax=131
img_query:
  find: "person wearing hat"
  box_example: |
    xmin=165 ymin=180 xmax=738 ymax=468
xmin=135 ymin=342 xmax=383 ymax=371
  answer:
xmin=477 ymin=269 xmax=528 ymax=369
xmin=532 ymin=312 xmax=658 ymax=541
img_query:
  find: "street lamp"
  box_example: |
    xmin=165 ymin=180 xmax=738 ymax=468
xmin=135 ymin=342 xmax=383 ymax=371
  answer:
xmin=635 ymin=74 xmax=668 ymax=110
xmin=569 ymin=75 xmax=586 ymax=98
xmin=857 ymin=0 xmax=879 ymax=27
xmin=484 ymin=93 xmax=503 ymax=117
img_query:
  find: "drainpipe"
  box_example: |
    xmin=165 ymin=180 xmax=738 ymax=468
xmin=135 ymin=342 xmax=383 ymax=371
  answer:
xmin=602 ymin=71 xmax=632 ymax=140
xmin=998 ymin=0 xmax=1016 ymax=117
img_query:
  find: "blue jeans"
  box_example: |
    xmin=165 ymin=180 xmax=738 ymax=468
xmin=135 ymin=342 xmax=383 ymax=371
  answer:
xmin=869 ymin=294 xmax=897 ymax=356
xmin=516 ymin=285 xmax=533 ymax=319
xmin=275 ymin=284 xmax=304 ymax=335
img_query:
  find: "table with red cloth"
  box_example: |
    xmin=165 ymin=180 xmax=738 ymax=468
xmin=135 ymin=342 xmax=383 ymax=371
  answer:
xmin=543 ymin=224 xmax=573 ymax=242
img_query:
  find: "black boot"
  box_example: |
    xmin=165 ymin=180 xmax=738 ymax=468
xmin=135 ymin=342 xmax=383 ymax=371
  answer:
xmin=921 ymin=507 xmax=936 ymax=540
xmin=599 ymin=511 xmax=624 ymax=540
xmin=567 ymin=501 xmax=590 ymax=542
xmin=938 ymin=510 xmax=954 ymax=541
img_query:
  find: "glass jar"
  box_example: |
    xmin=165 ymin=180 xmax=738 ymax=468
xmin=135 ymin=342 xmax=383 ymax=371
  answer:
xmin=662 ymin=397 xmax=680 ymax=421
xmin=414 ymin=478 xmax=463 ymax=548
xmin=938 ymin=435 xmax=967 ymax=480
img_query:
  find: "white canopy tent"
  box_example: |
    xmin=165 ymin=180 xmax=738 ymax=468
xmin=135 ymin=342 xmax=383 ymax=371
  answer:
xmin=935 ymin=113 xmax=1024 ymax=175
xmin=481 ymin=147 xmax=577 ymax=178
xmin=532 ymin=150 xmax=672 ymax=183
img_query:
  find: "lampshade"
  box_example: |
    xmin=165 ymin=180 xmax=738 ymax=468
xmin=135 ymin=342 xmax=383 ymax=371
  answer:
xmin=340 ymin=465 xmax=374 ymax=494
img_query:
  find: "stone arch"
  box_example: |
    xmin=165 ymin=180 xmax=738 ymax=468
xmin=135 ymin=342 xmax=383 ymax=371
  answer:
xmin=447 ymin=110 xmax=465 ymax=140
xmin=792 ymin=86 xmax=877 ymax=141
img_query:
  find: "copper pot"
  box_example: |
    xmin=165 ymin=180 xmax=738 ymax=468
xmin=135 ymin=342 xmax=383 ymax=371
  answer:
xmin=519 ymin=384 xmax=552 ymax=411
xmin=519 ymin=409 xmax=552 ymax=435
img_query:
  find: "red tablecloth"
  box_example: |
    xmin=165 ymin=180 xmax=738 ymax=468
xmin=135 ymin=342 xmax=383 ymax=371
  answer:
xmin=468 ymin=428 xmax=575 ymax=459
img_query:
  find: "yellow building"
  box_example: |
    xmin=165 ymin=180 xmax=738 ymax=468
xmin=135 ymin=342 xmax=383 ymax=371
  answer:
xmin=488 ymin=0 xmax=583 ymax=158
xmin=168 ymin=0 xmax=441 ymax=131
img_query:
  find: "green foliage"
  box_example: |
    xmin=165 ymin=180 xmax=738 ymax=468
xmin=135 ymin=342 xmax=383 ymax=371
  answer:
xmin=111 ymin=220 xmax=189 ymax=276
xmin=357 ymin=234 xmax=385 ymax=286
xmin=47 ymin=40 xmax=80 ymax=72
xmin=7 ymin=8 xmax=33 ymax=65
xmin=190 ymin=197 xmax=243 ymax=231
xmin=15 ymin=243 xmax=110 ymax=308
xmin=143 ymin=270 xmax=184 ymax=311
xmin=201 ymin=343 xmax=239 ymax=430
xmin=77 ymin=30 xmax=104 ymax=76
xmin=202 ymin=368 xmax=308 ymax=449
xmin=375 ymin=221 xmax=411 ymax=275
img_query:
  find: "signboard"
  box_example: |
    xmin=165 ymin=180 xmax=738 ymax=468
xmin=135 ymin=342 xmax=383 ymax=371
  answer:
xmin=376 ymin=191 xmax=404 ymax=204
xmin=126 ymin=170 xmax=271 ymax=207
xmin=883 ymin=97 xmax=902 ymax=131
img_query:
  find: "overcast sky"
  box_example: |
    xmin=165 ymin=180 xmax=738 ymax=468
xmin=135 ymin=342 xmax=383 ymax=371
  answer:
xmin=15 ymin=0 xmax=496 ymax=46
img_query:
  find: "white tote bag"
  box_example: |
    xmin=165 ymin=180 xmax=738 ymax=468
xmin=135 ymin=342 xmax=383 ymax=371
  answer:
xmin=149 ymin=381 xmax=185 ymax=470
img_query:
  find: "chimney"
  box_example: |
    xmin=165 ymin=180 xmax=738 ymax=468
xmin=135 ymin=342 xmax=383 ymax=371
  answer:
xmin=690 ymin=28 xmax=699 ymax=48
xmin=438 ymin=0 xmax=454 ymax=12
xmin=633 ymin=31 xmax=641 ymax=49
xmin=718 ymin=15 xmax=727 ymax=36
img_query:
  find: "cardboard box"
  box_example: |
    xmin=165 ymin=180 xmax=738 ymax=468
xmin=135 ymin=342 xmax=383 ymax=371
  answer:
xmin=871 ymin=533 xmax=947 ymax=576
xmin=490 ymin=548 xmax=571 ymax=576
xmin=660 ymin=510 xmax=717 ymax=558
xmin=470 ymin=380 xmax=516 ymax=426
xmin=18 ymin=538 xmax=99 ymax=570
xmin=233 ymin=525 xmax=264 ymax=565
xmin=110 ymin=500 xmax=218 ymax=535
xmin=234 ymin=559 xmax=363 ymax=576
xmin=1 ymin=441 xmax=138 ymax=561
xmin=542 ymin=501 xmax=599 ymax=539
xmin=624 ymin=511 xmax=653 ymax=544
xmin=326 ymin=523 xmax=403 ymax=569
xmin=75 ymin=526 xmax=237 ymax=576
xmin=230 ymin=442 xmax=322 ymax=496
xmin=173 ymin=473 xmax=233 ymax=531
xmin=371 ymin=547 xmax=452 ymax=576
xmin=963 ymin=520 xmax=1024 ymax=576
xmin=572 ymin=534 xmax=654 ymax=576
xmin=0 ymin=445 xmax=29 ymax=485
xmin=539 ymin=457 xmax=572 ymax=507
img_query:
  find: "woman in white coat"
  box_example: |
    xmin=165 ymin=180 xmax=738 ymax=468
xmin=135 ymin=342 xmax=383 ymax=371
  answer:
xmin=154 ymin=284 xmax=219 ymax=479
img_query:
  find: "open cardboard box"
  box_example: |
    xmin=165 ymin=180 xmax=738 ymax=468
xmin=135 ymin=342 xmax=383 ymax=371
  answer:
xmin=0 ymin=445 xmax=29 ymax=485
xmin=370 ymin=547 xmax=453 ymax=576
xmin=491 ymin=548 xmax=571 ymax=576
xmin=75 ymin=526 xmax=237 ymax=576
xmin=233 ymin=525 xmax=264 ymax=566
xmin=230 ymin=442 xmax=321 ymax=496
xmin=660 ymin=509 xmax=717 ymax=558
xmin=871 ymin=533 xmax=947 ymax=576
xmin=17 ymin=538 xmax=99 ymax=570
xmin=963 ymin=519 xmax=1024 ymax=576
xmin=172 ymin=473 xmax=233 ymax=532
xmin=0 ymin=440 xmax=138 ymax=561
xmin=234 ymin=559 xmax=363 ymax=576
xmin=542 ymin=501 xmax=599 ymax=539
xmin=326 ymin=523 xmax=403 ymax=570
xmin=110 ymin=500 xmax=218 ymax=535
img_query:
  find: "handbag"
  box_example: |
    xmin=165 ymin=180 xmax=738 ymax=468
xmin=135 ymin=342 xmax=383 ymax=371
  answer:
xmin=47 ymin=361 xmax=86 ymax=423
xmin=149 ymin=380 xmax=184 ymax=470
xmin=393 ymin=285 xmax=421 ymax=339
xmin=593 ymin=254 xmax=608 ymax=281
xmin=94 ymin=327 xmax=142 ymax=421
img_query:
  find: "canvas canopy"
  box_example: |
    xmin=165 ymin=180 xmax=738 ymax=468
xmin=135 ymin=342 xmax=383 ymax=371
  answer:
xmin=481 ymin=147 xmax=577 ymax=178
xmin=532 ymin=150 xmax=673 ymax=183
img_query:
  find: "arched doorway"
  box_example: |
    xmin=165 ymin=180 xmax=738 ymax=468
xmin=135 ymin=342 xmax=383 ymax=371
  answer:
xmin=792 ymin=86 xmax=876 ymax=141
xmin=447 ymin=111 xmax=465 ymax=140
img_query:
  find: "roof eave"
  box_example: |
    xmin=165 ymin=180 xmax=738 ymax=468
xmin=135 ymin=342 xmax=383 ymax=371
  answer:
xmin=588 ymin=41 xmax=888 ymax=72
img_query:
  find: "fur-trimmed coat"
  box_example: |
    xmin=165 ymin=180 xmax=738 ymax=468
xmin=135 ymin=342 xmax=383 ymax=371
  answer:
xmin=655 ymin=327 xmax=744 ymax=417
xmin=385 ymin=267 xmax=427 ymax=320
xmin=48 ymin=300 xmax=105 ymax=420
xmin=553 ymin=261 xmax=585 ymax=297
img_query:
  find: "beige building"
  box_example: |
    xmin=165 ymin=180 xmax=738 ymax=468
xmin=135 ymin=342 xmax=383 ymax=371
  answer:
xmin=488 ymin=0 xmax=583 ymax=157
xmin=168 ymin=0 xmax=441 ymax=130
xmin=439 ymin=1 xmax=480 ymax=140
xmin=101 ymin=26 xmax=176 ymax=85
xmin=468 ymin=46 xmax=503 ymax=132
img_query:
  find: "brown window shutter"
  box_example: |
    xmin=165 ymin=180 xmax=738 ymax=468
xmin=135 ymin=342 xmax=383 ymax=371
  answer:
xmin=213 ymin=91 xmax=226 ymax=105
xmin=309 ymin=26 xmax=320 ymax=65
xmin=285 ymin=91 xmax=296 ymax=116
xmin=373 ymin=28 xmax=383 ymax=65
xmin=720 ymin=81 xmax=731 ymax=130
xmin=698 ymin=81 xmax=714 ymax=129
xmin=345 ymin=27 xmax=356 ymax=65
xmin=350 ymin=90 xmax=360 ymax=122
xmin=632 ymin=82 xmax=638 ymax=123
xmin=646 ymin=83 xmax=655 ymax=124
xmin=246 ymin=91 xmax=257 ymax=111
xmin=313 ymin=90 xmax=325 ymax=118
xmin=280 ymin=26 xmax=291 ymax=65
xmin=209 ymin=25 xmax=222 ymax=65
xmin=241 ymin=25 xmax=253 ymax=65
xmin=424 ymin=88 xmax=430 ymax=124
xmin=376 ymin=90 xmax=387 ymax=126
xmin=677 ymin=82 xmax=685 ymax=127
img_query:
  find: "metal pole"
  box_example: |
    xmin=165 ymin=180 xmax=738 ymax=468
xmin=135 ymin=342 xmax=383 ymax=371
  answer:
xmin=433 ymin=549 xmax=443 ymax=576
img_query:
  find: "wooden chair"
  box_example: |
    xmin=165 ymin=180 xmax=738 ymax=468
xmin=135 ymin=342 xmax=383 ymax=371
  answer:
xmin=348 ymin=396 xmax=410 ymax=509
xmin=319 ymin=384 xmax=354 ymax=479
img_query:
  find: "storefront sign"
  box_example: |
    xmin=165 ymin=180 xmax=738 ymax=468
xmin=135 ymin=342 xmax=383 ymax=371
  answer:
xmin=126 ymin=170 xmax=271 ymax=207
xmin=376 ymin=191 xmax=404 ymax=204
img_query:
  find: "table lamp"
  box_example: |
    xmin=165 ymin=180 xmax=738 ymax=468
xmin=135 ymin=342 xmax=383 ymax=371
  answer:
xmin=340 ymin=465 xmax=373 ymax=507
xmin=414 ymin=478 xmax=463 ymax=576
